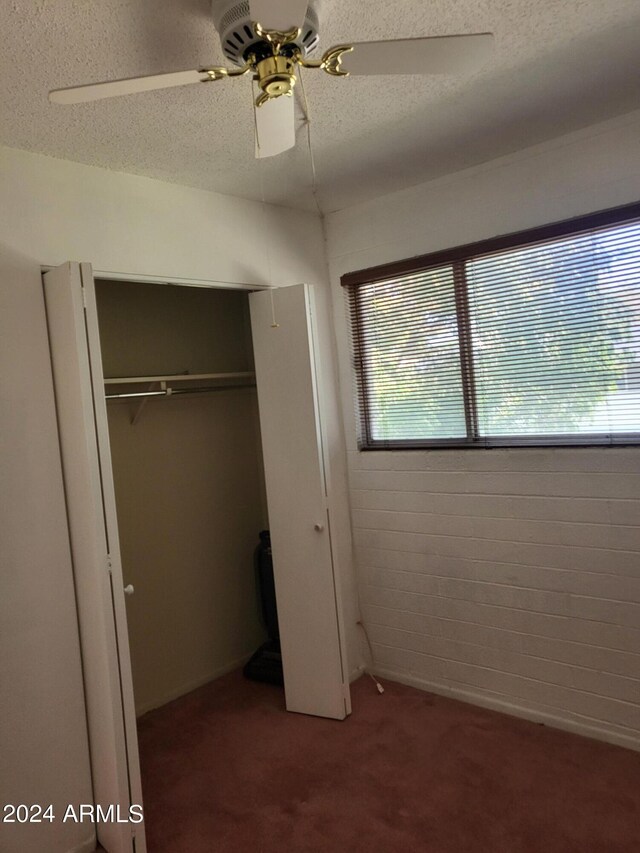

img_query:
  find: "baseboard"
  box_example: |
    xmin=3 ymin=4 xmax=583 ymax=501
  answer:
xmin=135 ymin=654 xmax=252 ymax=717
xmin=373 ymin=667 xmax=640 ymax=753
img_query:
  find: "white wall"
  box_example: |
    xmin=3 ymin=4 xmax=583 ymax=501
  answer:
xmin=0 ymin=144 xmax=360 ymax=675
xmin=325 ymin=110 xmax=640 ymax=750
xmin=0 ymin=144 xmax=358 ymax=853
xmin=97 ymin=281 xmax=268 ymax=715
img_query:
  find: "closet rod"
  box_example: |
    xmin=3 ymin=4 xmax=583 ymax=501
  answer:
xmin=104 ymin=371 xmax=255 ymax=385
xmin=106 ymin=390 xmax=166 ymax=400
xmin=106 ymin=383 xmax=255 ymax=400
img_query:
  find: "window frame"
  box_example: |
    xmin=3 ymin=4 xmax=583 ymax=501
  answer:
xmin=342 ymin=201 xmax=640 ymax=451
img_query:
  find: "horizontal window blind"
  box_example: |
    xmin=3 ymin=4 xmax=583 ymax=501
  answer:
xmin=344 ymin=203 xmax=640 ymax=449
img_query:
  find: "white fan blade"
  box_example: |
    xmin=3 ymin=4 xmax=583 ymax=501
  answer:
xmin=255 ymin=95 xmax=295 ymax=158
xmin=341 ymin=33 xmax=494 ymax=76
xmin=49 ymin=69 xmax=212 ymax=104
xmin=250 ymin=0 xmax=308 ymax=31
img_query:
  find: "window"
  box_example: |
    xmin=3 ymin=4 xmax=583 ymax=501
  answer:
xmin=342 ymin=202 xmax=640 ymax=449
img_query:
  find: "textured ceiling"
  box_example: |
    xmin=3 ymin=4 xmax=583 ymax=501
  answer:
xmin=2 ymin=0 xmax=640 ymax=212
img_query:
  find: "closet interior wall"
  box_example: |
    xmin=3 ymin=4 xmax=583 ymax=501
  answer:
xmin=95 ymin=279 xmax=268 ymax=716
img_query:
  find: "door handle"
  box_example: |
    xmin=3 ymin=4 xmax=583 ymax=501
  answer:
xmin=124 ymin=584 xmax=135 ymax=596
xmin=314 ymin=523 xmax=324 ymax=532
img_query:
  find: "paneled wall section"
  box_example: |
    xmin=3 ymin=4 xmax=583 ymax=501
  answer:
xmin=351 ymin=448 xmax=640 ymax=744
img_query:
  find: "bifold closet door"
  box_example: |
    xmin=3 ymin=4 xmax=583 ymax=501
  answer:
xmin=43 ymin=262 xmax=145 ymax=853
xmin=250 ymin=284 xmax=349 ymax=720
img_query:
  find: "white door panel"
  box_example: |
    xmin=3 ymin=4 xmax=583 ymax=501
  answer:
xmin=43 ymin=262 xmax=145 ymax=853
xmin=250 ymin=284 xmax=349 ymax=720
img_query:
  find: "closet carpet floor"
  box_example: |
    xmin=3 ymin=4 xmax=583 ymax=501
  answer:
xmin=137 ymin=670 xmax=640 ymax=853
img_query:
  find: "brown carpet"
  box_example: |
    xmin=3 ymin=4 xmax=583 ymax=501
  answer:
xmin=137 ymin=671 xmax=640 ymax=852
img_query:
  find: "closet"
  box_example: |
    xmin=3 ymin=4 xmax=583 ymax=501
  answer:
xmin=43 ymin=261 xmax=350 ymax=853
xmin=94 ymin=279 xmax=268 ymax=716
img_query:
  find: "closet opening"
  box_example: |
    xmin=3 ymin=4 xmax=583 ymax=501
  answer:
xmin=43 ymin=261 xmax=350 ymax=852
xmin=94 ymin=277 xmax=275 ymax=715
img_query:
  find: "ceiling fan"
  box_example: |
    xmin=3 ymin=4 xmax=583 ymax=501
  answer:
xmin=49 ymin=0 xmax=494 ymax=159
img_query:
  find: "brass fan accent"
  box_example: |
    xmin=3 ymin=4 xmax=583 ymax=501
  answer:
xmin=242 ymin=24 xmax=352 ymax=107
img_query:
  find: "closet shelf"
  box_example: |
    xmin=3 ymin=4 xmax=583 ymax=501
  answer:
xmin=104 ymin=371 xmax=255 ymax=385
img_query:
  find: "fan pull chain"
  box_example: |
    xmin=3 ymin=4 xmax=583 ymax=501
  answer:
xmin=269 ymin=288 xmax=279 ymax=328
xmin=298 ymin=68 xmax=322 ymax=217
xmin=251 ymin=78 xmax=263 ymax=155
xmin=252 ymin=79 xmax=279 ymax=328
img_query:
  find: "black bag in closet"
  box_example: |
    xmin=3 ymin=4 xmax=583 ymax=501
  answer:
xmin=243 ymin=530 xmax=284 ymax=687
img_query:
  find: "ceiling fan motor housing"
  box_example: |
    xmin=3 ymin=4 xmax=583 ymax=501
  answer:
xmin=211 ymin=0 xmax=320 ymax=66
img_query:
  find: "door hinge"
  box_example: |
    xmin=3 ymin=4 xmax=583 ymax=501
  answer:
xmin=81 ymin=286 xmax=88 ymax=310
xmin=106 ymin=553 xmax=113 ymax=574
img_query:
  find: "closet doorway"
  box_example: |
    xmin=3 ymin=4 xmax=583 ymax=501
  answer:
xmin=43 ymin=262 xmax=351 ymax=853
xmin=96 ymin=279 xmax=269 ymax=719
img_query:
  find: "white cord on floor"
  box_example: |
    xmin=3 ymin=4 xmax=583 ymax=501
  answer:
xmin=356 ymin=620 xmax=385 ymax=694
